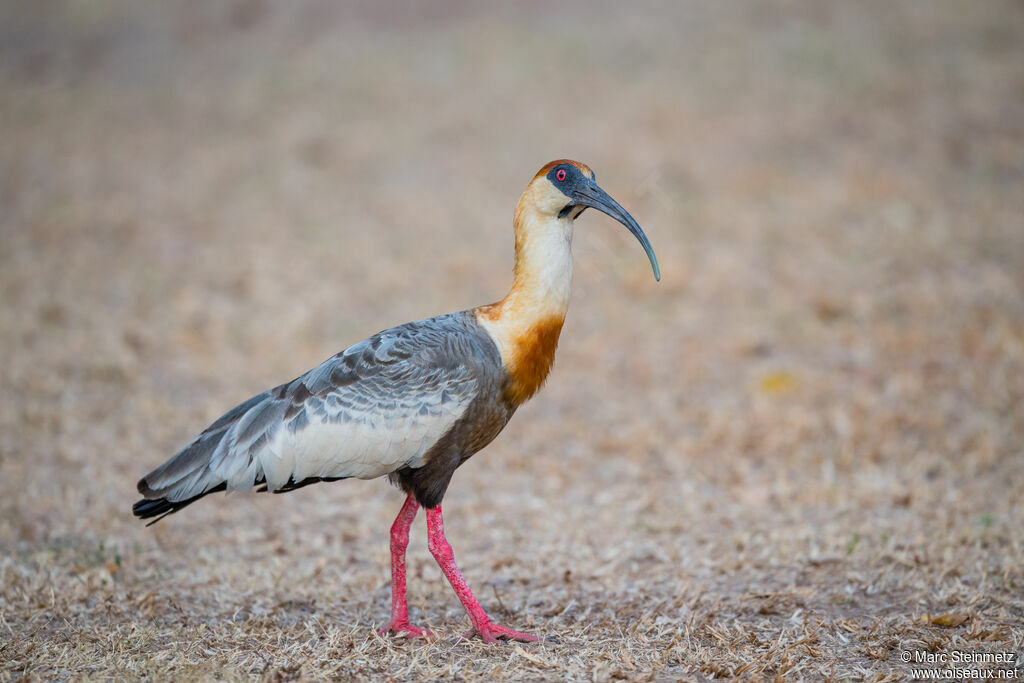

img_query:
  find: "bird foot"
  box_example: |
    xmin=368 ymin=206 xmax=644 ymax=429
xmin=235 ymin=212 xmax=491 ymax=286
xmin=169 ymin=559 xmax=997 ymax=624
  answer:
xmin=462 ymin=622 xmax=541 ymax=644
xmin=378 ymin=621 xmax=434 ymax=638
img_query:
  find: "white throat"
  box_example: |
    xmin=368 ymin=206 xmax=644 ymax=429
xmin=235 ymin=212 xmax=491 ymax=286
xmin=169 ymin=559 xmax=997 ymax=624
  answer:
xmin=507 ymin=210 xmax=574 ymax=318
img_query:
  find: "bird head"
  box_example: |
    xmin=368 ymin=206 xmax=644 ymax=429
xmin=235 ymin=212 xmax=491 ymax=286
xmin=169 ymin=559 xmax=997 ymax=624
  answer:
xmin=522 ymin=159 xmax=661 ymax=281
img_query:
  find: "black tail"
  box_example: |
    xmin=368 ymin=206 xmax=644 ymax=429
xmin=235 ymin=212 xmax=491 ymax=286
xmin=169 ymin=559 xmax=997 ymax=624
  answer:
xmin=133 ymin=476 xmax=347 ymax=526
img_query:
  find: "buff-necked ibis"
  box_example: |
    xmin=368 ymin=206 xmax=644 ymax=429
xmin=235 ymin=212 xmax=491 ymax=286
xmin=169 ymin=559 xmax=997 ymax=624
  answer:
xmin=133 ymin=160 xmax=660 ymax=643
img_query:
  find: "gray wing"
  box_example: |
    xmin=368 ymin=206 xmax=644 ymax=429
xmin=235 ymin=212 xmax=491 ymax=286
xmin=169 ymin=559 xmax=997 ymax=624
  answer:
xmin=138 ymin=312 xmax=486 ymax=503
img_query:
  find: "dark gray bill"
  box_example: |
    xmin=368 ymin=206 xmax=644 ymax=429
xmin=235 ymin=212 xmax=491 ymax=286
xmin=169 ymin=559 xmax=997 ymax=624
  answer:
xmin=572 ymin=181 xmax=661 ymax=281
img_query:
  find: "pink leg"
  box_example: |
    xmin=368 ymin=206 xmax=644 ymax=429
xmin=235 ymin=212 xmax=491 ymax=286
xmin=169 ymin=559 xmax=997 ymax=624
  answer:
xmin=378 ymin=494 xmax=433 ymax=638
xmin=425 ymin=505 xmax=540 ymax=643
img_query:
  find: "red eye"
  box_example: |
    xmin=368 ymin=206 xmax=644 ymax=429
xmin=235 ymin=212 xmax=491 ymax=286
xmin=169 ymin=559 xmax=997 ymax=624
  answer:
xmin=556 ymin=169 xmax=567 ymax=181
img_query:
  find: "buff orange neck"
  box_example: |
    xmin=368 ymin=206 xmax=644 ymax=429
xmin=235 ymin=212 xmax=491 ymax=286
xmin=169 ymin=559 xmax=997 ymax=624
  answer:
xmin=476 ymin=180 xmax=576 ymax=408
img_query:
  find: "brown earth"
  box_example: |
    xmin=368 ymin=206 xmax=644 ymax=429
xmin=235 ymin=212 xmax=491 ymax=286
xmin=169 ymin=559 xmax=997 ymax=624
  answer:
xmin=1 ymin=2 xmax=1022 ymax=680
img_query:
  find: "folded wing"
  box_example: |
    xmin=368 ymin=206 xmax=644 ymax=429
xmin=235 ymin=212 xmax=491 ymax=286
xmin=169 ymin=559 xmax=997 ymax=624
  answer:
xmin=137 ymin=314 xmax=481 ymax=507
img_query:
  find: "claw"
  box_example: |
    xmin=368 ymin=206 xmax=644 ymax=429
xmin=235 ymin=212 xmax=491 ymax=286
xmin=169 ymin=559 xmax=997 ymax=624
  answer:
xmin=379 ymin=622 xmax=434 ymax=639
xmin=462 ymin=622 xmax=541 ymax=644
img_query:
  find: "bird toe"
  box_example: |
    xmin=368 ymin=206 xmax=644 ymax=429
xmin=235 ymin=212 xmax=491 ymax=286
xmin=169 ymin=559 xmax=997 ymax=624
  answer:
xmin=464 ymin=622 xmax=542 ymax=643
xmin=378 ymin=622 xmax=434 ymax=639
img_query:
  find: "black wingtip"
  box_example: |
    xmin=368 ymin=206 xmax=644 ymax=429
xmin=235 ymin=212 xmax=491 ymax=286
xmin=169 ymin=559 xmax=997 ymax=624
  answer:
xmin=132 ymin=476 xmax=349 ymax=526
xmin=132 ymin=482 xmax=228 ymax=526
xmin=132 ymin=497 xmax=176 ymax=527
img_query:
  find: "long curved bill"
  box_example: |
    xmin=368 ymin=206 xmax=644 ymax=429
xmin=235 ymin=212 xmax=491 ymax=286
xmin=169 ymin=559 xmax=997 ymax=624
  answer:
xmin=572 ymin=181 xmax=661 ymax=281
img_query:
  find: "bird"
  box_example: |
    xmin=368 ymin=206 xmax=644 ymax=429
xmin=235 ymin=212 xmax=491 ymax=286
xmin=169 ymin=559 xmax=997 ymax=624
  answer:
xmin=133 ymin=159 xmax=660 ymax=643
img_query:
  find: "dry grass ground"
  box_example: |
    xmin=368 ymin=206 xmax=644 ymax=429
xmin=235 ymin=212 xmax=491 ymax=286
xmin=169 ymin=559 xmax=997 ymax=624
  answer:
xmin=2 ymin=2 xmax=1023 ymax=680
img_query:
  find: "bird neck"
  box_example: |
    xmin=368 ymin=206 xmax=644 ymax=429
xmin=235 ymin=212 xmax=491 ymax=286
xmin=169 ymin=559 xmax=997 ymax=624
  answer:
xmin=476 ymin=204 xmax=574 ymax=407
xmin=507 ymin=203 xmax=575 ymax=319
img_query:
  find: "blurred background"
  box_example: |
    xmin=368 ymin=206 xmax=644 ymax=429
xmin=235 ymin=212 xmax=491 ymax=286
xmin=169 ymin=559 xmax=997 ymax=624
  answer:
xmin=2 ymin=1 xmax=1022 ymax=679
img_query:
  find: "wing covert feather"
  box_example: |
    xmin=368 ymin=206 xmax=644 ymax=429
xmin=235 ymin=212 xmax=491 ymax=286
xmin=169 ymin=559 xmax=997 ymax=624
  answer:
xmin=145 ymin=313 xmax=490 ymax=502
